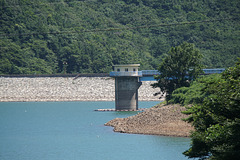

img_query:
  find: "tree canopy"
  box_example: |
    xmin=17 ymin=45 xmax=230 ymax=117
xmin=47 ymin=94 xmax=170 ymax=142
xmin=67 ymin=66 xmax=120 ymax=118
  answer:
xmin=1 ymin=0 xmax=240 ymax=74
xmin=171 ymin=58 xmax=240 ymax=159
xmin=151 ymin=42 xmax=203 ymax=102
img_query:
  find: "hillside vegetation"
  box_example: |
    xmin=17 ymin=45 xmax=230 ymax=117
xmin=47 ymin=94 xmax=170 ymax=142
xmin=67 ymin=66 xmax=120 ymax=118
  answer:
xmin=1 ymin=0 xmax=240 ymax=74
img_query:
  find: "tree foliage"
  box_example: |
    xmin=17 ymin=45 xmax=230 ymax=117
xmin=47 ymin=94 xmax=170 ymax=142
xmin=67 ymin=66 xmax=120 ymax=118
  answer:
xmin=1 ymin=0 xmax=240 ymax=74
xmin=151 ymin=42 xmax=203 ymax=102
xmin=170 ymin=74 xmax=221 ymax=105
xmin=182 ymin=58 xmax=240 ymax=160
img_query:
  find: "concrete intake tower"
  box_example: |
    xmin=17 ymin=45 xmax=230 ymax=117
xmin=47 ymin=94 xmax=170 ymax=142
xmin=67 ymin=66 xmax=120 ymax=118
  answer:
xmin=110 ymin=64 xmax=142 ymax=111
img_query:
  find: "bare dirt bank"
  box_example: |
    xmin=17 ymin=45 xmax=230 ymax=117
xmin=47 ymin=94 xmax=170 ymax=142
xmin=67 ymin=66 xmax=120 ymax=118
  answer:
xmin=105 ymin=103 xmax=193 ymax=137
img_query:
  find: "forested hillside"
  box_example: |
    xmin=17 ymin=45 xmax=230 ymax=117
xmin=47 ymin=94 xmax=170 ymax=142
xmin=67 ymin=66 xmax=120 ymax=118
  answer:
xmin=1 ymin=0 xmax=240 ymax=74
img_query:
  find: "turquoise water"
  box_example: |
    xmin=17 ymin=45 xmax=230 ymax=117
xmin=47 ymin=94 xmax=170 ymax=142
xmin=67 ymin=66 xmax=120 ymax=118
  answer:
xmin=0 ymin=101 xmax=190 ymax=160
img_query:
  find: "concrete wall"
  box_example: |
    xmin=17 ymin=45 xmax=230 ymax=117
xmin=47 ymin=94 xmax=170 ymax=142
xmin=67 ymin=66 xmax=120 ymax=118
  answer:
xmin=113 ymin=64 xmax=140 ymax=72
xmin=114 ymin=66 xmax=139 ymax=72
xmin=115 ymin=77 xmax=142 ymax=110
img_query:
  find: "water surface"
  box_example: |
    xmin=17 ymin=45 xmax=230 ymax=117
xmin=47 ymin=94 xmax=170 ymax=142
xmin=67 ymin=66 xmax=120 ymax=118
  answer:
xmin=0 ymin=101 xmax=190 ymax=160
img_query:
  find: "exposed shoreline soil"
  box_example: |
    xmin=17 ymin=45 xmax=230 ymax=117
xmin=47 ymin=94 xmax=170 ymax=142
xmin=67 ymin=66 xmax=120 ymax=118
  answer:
xmin=105 ymin=103 xmax=194 ymax=137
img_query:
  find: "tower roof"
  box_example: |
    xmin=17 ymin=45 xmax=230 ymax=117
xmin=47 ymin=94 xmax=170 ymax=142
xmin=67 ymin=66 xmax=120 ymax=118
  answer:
xmin=113 ymin=64 xmax=140 ymax=67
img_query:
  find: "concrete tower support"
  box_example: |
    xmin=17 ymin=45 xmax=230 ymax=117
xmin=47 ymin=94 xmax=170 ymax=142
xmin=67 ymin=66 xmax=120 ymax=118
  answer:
xmin=110 ymin=64 xmax=142 ymax=111
xmin=115 ymin=77 xmax=142 ymax=110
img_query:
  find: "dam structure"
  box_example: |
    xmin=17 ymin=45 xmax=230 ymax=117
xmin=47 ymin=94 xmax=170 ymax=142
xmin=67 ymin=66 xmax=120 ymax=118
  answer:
xmin=110 ymin=64 xmax=142 ymax=111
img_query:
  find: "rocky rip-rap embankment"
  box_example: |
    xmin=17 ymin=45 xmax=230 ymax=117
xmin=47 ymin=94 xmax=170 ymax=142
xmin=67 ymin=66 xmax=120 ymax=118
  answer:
xmin=0 ymin=77 xmax=160 ymax=102
xmin=105 ymin=103 xmax=193 ymax=137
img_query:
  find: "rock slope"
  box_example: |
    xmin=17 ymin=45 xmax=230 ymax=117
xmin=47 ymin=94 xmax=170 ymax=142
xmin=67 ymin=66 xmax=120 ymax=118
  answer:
xmin=0 ymin=77 xmax=162 ymax=102
xmin=105 ymin=104 xmax=193 ymax=137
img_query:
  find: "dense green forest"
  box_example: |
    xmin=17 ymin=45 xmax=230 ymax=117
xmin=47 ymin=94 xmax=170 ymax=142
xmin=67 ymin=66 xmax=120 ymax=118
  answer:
xmin=1 ymin=0 xmax=240 ymax=74
xmin=170 ymin=59 xmax=240 ymax=159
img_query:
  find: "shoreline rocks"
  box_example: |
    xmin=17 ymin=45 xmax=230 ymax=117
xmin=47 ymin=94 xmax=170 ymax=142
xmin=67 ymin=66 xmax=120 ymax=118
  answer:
xmin=105 ymin=103 xmax=194 ymax=137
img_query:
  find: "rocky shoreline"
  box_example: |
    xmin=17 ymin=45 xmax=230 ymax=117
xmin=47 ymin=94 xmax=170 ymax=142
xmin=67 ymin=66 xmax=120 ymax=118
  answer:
xmin=0 ymin=77 xmax=162 ymax=102
xmin=105 ymin=103 xmax=193 ymax=137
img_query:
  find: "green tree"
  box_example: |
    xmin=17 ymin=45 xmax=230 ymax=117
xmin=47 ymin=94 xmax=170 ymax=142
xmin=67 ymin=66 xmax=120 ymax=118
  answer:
xmin=183 ymin=58 xmax=240 ymax=160
xmin=169 ymin=74 xmax=221 ymax=105
xmin=151 ymin=42 xmax=203 ymax=102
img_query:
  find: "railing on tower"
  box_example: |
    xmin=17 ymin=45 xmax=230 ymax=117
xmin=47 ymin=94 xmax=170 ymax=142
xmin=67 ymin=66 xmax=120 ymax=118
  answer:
xmin=202 ymin=68 xmax=225 ymax=74
xmin=110 ymin=68 xmax=225 ymax=77
xmin=141 ymin=70 xmax=160 ymax=76
xmin=110 ymin=71 xmax=143 ymax=77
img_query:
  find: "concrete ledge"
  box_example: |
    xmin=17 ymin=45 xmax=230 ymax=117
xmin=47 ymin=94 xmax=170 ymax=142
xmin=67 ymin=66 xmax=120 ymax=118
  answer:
xmin=94 ymin=108 xmax=147 ymax=112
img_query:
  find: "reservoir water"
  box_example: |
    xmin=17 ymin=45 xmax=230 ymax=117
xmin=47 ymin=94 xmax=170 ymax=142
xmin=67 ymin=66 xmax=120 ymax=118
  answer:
xmin=0 ymin=101 xmax=190 ymax=160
